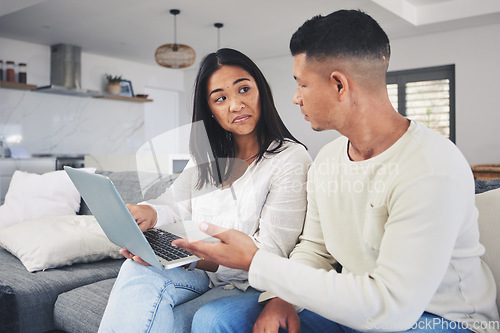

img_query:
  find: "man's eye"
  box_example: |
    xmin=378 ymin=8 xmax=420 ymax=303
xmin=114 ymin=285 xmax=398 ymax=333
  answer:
xmin=215 ymin=96 xmax=226 ymax=102
xmin=239 ymin=87 xmax=249 ymax=93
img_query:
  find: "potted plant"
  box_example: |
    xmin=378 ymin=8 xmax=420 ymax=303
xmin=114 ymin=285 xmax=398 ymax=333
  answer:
xmin=105 ymin=74 xmax=123 ymax=95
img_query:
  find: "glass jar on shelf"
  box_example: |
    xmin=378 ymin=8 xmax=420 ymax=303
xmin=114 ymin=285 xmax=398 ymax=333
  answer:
xmin=18 ymin=63 xmax=27 ymax=84
xmin=6 ymin=61 xmax=15 ymax=82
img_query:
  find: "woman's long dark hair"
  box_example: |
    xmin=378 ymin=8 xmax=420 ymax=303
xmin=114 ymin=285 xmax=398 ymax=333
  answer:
xmin=190 ymin=48 xmax=304 ymax=189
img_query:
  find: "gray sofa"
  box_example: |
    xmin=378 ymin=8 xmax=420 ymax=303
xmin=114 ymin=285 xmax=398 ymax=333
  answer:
xmin=0 ymin=173 xmax=499 ymax=333
xmin=0 ymin=170 xmax=177 ymax=333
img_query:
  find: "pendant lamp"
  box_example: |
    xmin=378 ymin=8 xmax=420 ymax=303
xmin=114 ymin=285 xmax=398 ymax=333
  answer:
xmin=214 ymin=22 xmax=223 ymax=49
xmin=155 ymin=9 xmax=196 ymax=69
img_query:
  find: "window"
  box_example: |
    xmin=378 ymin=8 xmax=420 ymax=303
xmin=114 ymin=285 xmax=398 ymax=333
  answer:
xmin=387 ymin=65 xmax=455 ymax=142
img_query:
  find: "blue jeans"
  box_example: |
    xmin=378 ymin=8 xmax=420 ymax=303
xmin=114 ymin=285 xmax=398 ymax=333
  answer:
xmin=192 ymin=293 xmax=473 ymax=333
xmin=98 ymin=259 xmax=259 ymax=333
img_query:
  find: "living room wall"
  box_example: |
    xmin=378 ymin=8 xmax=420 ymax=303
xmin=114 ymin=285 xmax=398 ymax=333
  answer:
xmin=389 ymin=22 xmax=500 ymax=165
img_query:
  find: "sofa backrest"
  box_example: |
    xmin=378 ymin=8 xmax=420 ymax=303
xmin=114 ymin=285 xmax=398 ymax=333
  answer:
xmin=476 ymin=187 xmax=500 ymax=315
xmin=78 ymin=171 xmax=178 ymax=215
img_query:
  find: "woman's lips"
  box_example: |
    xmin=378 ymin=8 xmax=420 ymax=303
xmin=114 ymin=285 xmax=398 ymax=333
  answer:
xmin=233 ymin=115 xmax=250 ymax=123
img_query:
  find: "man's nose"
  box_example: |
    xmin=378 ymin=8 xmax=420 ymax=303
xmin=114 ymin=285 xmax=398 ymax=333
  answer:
xmin=292 ymin=88 xmax=302 ymax=105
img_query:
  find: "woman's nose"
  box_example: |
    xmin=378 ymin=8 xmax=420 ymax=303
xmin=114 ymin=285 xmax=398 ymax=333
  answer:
xmin=229 ymin=97 xmax=244 ymax=112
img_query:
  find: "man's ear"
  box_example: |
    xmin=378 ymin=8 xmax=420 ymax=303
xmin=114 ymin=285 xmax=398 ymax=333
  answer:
xmin=330 ymin=71 xmax=348 ymax=101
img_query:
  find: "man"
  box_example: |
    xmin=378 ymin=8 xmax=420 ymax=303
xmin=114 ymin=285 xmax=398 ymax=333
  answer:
xmin=174 ymin=10 xmax=499 ymax=332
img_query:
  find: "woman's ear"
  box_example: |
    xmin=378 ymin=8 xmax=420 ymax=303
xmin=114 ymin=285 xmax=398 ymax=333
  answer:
xmin=330 ymin=71 xmax=349 ymax=101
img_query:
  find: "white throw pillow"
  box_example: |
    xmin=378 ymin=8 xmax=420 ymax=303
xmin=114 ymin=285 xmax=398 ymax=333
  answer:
xmin=0 ymin=168 xmax=95 ymax=228
xmin=475 ymin=188 xmax=500 ymax=312
xmin=0 ymin=215 xmax=123 ymax=272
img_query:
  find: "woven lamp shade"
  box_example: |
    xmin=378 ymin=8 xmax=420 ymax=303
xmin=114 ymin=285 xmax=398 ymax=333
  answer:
xmin=155 ymin=43 xmax=196 ymax=69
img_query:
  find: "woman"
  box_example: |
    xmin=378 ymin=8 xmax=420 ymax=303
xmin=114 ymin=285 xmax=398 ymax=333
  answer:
xmin=98 ymin=48 xmax=312 ymax=332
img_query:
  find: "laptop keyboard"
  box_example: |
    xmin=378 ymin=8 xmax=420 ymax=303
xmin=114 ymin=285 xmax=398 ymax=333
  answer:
xmin=144 ymin=229 xmax=193 ymax=261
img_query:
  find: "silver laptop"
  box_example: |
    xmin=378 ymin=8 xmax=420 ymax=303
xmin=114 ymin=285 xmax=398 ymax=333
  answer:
xmin=64 ymin=166 xmax=201 ymax=270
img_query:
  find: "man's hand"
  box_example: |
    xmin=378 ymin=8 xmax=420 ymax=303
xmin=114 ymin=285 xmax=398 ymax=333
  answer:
xmin=172 ymin=222 xmax=258 ymax=271
xmin=253 ymin=298 xmax=300 ymax=333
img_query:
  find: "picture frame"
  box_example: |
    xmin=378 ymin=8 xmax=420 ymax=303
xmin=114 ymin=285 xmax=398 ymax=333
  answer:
xmin=119 ymin=80 xmax=134 ymax=97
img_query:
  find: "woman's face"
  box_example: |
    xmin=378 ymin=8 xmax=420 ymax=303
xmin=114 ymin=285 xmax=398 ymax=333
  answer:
xmin=207 ymin=65 xmax=261 ymax=139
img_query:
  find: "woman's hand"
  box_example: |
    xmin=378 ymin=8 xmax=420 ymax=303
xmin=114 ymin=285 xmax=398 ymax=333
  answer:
xmin=172 ymin=222 xmax=258 ymax=271
xmin=119 ymin=248 xmax=151 ymax=266
xmin=127 ymin=204 xmax=157 ymax=232
xmin=118 ymin=204 xmax=158 ymax=266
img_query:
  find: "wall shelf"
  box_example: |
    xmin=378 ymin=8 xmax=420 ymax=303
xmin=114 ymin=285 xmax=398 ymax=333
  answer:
xmin=94 ymin=94 xmax=153 ymax=103
xmin=0 ymin=83 xmax=153 ymax=103
xmin=0 ymin=81 xmax=37 ymax=90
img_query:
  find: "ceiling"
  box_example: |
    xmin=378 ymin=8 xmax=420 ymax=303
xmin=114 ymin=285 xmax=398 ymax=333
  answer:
xmin=1 ymin=0 xmax=499 ymax=71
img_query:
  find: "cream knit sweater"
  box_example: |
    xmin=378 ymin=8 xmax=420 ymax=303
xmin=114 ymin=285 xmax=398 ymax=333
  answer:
xmin=250 ymin=121 xmax=499 ymax=332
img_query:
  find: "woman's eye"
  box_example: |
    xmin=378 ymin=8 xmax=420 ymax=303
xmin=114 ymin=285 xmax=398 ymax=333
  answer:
xmin=239 ymin=87 xmax=249 ymax=93
xmin=215 ymin=96 xmax=226 ymax=102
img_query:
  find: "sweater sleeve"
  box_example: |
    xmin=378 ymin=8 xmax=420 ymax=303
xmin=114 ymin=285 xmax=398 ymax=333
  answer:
xmin=249 ymin=174 xmax=471 ymax=331
xmin=287 ymin=164 xmax=338 ymax=271
xmin=256 ymin=159 xmax=337 ymax=303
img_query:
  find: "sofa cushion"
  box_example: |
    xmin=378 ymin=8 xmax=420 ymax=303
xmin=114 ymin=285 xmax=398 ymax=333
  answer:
xmin=0 ymin=284 xmax=18 ymax=332
xmin=0 ymin=168 xmax=95 ymax=228
xmin=0 ymin=247 xmax=124 ymax=333
xmin=54 ymin=278 xmax=117 ymax=333
xmin=53 ymin=269 xmax=255 ymax=333
xmin=475 ymin=178 xmax=500 ymax=194
xmin=0 ymin=215 xmax=122 ymax=272
xmin=475 ymin=187 xmax=500 ymax=313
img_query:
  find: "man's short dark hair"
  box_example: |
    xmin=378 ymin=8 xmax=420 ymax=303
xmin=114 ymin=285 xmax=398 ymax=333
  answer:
xmin=290 ymin=9 xmax=390 ymax=62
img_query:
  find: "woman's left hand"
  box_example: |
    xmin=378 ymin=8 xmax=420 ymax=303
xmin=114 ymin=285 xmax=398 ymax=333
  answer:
xmin=172 ymin=222 xmax=259 ymax=272
xmin=119 ymin=248 xmax=152 ymax=266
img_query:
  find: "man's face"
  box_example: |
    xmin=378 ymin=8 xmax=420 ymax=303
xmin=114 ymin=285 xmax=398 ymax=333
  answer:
xmin=292 ymin=54 xmax=337 ymax=132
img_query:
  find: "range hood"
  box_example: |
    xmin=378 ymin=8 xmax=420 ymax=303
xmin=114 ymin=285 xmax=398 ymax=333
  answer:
xmin=35 ymin=44 xmax=101 ymax=97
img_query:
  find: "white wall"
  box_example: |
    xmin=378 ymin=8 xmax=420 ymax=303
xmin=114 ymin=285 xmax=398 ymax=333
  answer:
xmin=0 ymin=89 xmax=145 ymax=156
xmin=389 ymin=22 xmax=500 ymax=165
xmin=0 ymin=37 xmax=49 ymax=87
xmin=179 ymin=68 xmax=197 ymax=127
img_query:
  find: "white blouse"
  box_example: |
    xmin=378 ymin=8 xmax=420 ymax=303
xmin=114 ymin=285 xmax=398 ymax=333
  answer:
xmin=145 ymin=140 xmax=312 ymax=290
